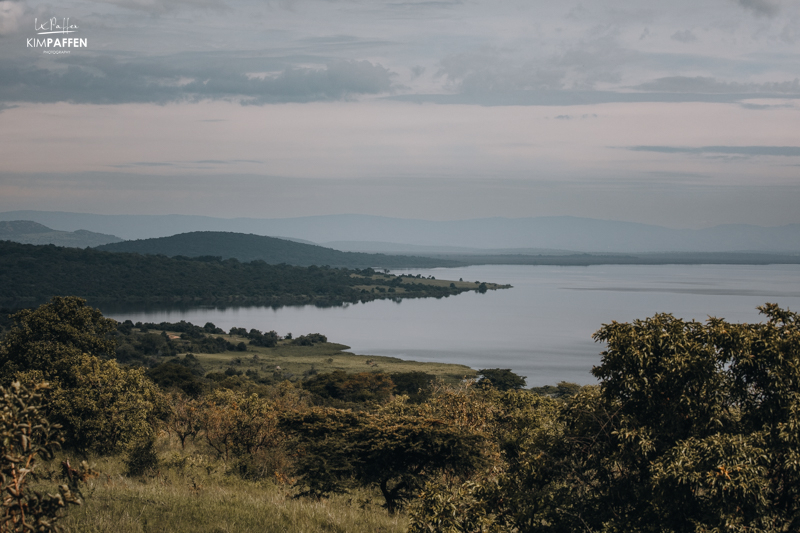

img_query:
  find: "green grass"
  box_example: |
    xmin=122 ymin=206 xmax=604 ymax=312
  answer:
xmin=170 ymin=337 xmax=477 ymax=385
xmin=43 ymin=442 xmax=408 ymax=533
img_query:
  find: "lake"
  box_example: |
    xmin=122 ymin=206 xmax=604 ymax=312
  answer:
xmin=103 ymin=264 xmax=800 ymax=386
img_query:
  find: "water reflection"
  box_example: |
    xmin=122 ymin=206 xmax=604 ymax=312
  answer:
xmin=99 ymin=264 xmax=800 ymax=387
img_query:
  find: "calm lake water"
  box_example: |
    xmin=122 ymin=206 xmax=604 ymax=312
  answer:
xmin=103 ymin=264 xmax=800 ymax=386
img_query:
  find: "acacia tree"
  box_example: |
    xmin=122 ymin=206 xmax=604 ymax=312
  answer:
xmin=281 ymin=401 xmax=488 ymax=514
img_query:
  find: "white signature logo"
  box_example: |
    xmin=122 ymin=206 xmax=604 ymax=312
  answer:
xmin=27 ymin=17 xmax=86 ymax=52
xmin=34 ymin=17 xmax=78 ymax=35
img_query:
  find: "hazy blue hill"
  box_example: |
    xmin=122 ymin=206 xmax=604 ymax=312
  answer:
xmin=3 ymin=211 xmax=800 ymax=253
xmin=95 ymin=231 xmax=460 ymax=268
xmin=0 ymin=220 xmax=122 ymax=247
xmin=322 ymin=240 xmax=582 ymax=255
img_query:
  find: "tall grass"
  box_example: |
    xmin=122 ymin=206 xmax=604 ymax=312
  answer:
xmin=35 ymin=441 xmax=408 ymax=533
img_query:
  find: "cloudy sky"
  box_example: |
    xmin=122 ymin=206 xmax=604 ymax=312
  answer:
xmin=1 ymin=0 xmax=799 ymax=227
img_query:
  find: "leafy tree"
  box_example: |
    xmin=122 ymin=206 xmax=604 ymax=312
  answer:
xmin=281 ymin=402 xmax=488 ymax=514
xmin=1 ymin=297 xmax=162 ymax=455
xmin=530 ymin=381 xmax=582 ymax=399
xmin=0 ymin=382 xmax=84 ymax=532
xmin=47 ymin=355 xmax=163 ymax=455
xmin=247 ymin=329 xmax=279 ymax=348
xmin=0 ymin=296 xmax=116 ymax=384
xmin=410 ymin=305 xmax=800 ymax=532
xmin=390 ymin=371 xmax=436 ymax=403
xmin=291 ymin=333 xmax=327 ymax=346
xmin=302 ymin=371 xmax=395 ymax=403
xmin=477 ymin=368 xmax=526 ymax=391
xmin=146 ymin=362 xmax=205 ymax=397
xmin=164 ymin=393 xmax=203 ymax=449
xmin=202 ymin=390 xmax=282 ymax=462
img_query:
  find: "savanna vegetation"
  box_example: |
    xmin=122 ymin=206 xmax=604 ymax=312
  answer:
xmin=0 ymin=241 xmax=507 ymax=307
xmin=1 ymin=296 xmax=799 ymax=532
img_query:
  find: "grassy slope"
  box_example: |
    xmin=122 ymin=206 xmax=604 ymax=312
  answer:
xmin=160 ymin=332 xmax=477 ymax=384
xmin=43 ymin=446 xmax=408 ymax=533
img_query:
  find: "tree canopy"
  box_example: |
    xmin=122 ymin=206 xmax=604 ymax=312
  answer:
xmin=0 ymin=297 xmax=162 ymax=454
xmin=410 ymin=304 xmax=800 ymax=532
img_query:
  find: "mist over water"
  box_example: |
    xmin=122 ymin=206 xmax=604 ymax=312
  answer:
xmin=103 ymin=264 xmax=800 ymax=387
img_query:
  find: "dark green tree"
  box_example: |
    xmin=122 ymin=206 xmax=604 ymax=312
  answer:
xmin=302 ymin=371 xmax=395 ymax=403
xmin=281 ymin=405 xmax=487 ymax=513
xmin=1 ymin=297 xmax=162 ymax=455
xmin=0 ymin=296 xmax=116 ymax=384
xmin=390 ymin=371 xmax=436 ymax=403
xmin=410 ymin=305 xmax=800 ymax=533
xmin=476 ymin=368 xmax=526 ymax=391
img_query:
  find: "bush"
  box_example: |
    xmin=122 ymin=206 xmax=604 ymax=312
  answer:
xmin=390 ymin=372 xmax=436 ymax=403
xmin=125 ymin=434 xmax=159 ymax=477
xmin=47 ymin=355 xmax=164 ymax=455
xmin=302 ymin=371 xmax=395 ymax=403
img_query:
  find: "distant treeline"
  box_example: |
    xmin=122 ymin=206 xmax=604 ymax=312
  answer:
xmin=422 ymin=251 xmax=800 ymax=266
xmin=0 ymin=241 xmax=472 ymax=306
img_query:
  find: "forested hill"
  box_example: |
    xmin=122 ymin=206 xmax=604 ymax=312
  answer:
xmin=0 ymin=219 xmax=122 ymax=247
xmin=95 ymin=231 xmax=459 ymax=268
xmin=0 ymin=241 xmax=499 ymax=306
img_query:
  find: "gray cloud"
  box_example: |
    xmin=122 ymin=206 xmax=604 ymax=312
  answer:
xmin=94 ymin=0 xmax=229 ymax=15
xmin=671 ymin=30 xmax=697 ymax=43
xmin=553 ymin=114 xmax=598 ymax=120
xmin=435 ymin=49 xmax=566 ymax=94
xmin=634 ymin=76 xmax=800 ymax=94
xmin=435 ymin=34 xmax=630 ymax=97
xmin=193 ymin=159 xmax=263 ymax=164
xmin=0 ymin=0 xmax=25 ymax=36
xmin=735 ymin=0 xmax=780 ymax=17
xmin=740 ymin=102 xmax=793 ymax=109
xmin=0 ymin=56 xmax=396 ymax=104
xmin=629 ymin=145 xmax=800 ymax=157
xmin=390 ymin=89 xmax=794 ymax=106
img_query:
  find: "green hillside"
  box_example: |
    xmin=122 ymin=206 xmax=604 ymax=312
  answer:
xmin=96 ymin=231 xmax=460 ymax=268
xmin=0 ymin=241 xmax=504 ymax=306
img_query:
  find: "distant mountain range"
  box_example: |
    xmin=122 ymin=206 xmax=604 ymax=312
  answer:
xmin=96 ymin=232 xmax=460 ymax=269
xmin=1 ymin=211 xmax=799 ymax=253
xmin=321 ymin=241 xmax=581 ymax=255
xmin=0 ymin=220 xmax=122 ymax=247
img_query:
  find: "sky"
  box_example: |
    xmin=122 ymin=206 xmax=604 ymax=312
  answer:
xmin=0 ymin=0 xmax=799 ymax=228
